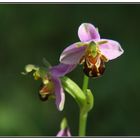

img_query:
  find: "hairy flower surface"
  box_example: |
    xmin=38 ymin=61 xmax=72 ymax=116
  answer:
xmin=60 ymin=23 xmax=124 ymax=77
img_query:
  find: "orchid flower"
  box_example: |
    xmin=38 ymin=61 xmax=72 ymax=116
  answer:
xmin=56 ymin=118 xmax=71 ymax=137
xmin=24 ymin=63 xmax=75 ymax=111
xmin=56 ymin=128 xmax=71 ymax=137
xmin=60 ymin=23 xmax=124 ymax=77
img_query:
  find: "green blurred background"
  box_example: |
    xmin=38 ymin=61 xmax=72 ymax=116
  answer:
xmin=0 ymin=4 xmax=140 ymax=136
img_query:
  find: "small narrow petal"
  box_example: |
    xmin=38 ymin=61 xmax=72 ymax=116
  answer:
xmin=60 ymin=43 xmax=86 ymax=64
xmin=49 ymin=63 xmax=76 ymax=77
xmin=51 ymin=76 xmax=65 ymax=111
xmin=57 ymin=128 xmax=71 ymax=137
xmin=78 ymin=23 xmax=100 ymax=42
xmin=99 ymin=39 xmax=124 ymax=60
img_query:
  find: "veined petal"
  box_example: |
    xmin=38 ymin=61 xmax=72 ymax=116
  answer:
xmin=57 ymin=128 xmax=71 ymax=137
xmin=99 ymin=39 xmax=124 ymax=60
xmin=49 ymin=63 xmax=76 ymax=77
xmin=78 ymin=23 xmax=100 ymax=42
xmin=51 ymin=76 xmax=65 ymax=111
xmin=60 ymin=43 xmax=86 ymax=64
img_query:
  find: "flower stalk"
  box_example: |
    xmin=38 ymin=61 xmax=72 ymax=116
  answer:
xmin=78 ymin=75 xmax=89 ymax=136
xmin=79 ymin=110 xmax=88 ymax=136
xmin=82 ymin=75 xmax=89 ymax=94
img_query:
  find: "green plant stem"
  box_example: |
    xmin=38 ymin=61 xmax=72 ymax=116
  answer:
xmin=79 ymin=109 xmax=88 ymax=136
xmin=82 ymin=75 xmax=89 ymax=93
xmin=78 ymin=75 xmax=89 ymax=136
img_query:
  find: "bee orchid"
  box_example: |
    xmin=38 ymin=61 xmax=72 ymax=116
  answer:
xmin=60 ymin=23 xmax=124 ymax=77
xmin=24 ymin=63 xmax=76 ymax=111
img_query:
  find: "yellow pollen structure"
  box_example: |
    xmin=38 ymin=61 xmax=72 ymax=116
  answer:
xmin=43 ymin=78 xmax=49 ymax=85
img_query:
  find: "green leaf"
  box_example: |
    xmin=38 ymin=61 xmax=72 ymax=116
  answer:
xmin=86 ymin=89 xmax=94 ymax=111
xmin=61 ymin=76 xmax=86 ymax=108
xmin=81 ymin=89 xmax=94 ymax=114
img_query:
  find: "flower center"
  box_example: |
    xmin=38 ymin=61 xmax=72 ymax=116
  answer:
xmin=79 ymin=41 xmax=108 ymax=77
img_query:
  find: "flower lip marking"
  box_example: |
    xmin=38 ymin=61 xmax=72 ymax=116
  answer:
xmin=83 ymin=54 xmax=106 ymax=77
xmin=80 ymin=41 xmax=108 ymax=77
xmin=39 ymin=77 xmax=55 ymax=101
xmin=39 ymin=84 xmax=50 ymax=101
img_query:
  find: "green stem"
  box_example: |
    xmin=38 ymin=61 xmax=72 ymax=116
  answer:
xmin=79 ymin=109 xmax=88 ymax=136
xmin=78 ymin=75 xmax=89 ymax=136
xmin=82 ymin=75 xmax=89 ymax=93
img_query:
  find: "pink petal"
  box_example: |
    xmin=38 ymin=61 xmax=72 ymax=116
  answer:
xmin=51 ymin=76 xmax=65 ymax=111
xmin=99 ymin=39 xmax=124 ymax=60
xmin=78 ymin=23 xmax=100 ymax=42
xmin=60 ymin=43 xmax=86 ymax=64
xmin=49 ymin=63 xmax=76 ymax=77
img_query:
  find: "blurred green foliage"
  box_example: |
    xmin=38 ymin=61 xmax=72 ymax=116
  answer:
xmin=0 ymin=4 xmax=140 ymax=136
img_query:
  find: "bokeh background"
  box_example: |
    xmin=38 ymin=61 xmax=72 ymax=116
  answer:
xmin=0 ymin=4 xmax=140 ymax=136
